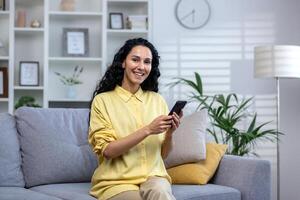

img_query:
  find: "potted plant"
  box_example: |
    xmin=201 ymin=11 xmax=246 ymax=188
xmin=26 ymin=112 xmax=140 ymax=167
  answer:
xmin=169 ymin=72 xmax=281 ymax=156
xmin=54 ymin=65 xmax=83 ymax=99
xmin=15 ymin=96 xmax=41 ymax=109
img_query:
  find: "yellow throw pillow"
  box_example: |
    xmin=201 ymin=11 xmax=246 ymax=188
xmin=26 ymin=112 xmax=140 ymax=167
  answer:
xmin=167 ymin=143 xmax=227 ymax=185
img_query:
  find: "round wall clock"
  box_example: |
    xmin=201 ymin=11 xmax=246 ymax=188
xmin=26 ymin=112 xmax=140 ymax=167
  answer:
xmin=175 ymin=0 xmax=211 ymax=30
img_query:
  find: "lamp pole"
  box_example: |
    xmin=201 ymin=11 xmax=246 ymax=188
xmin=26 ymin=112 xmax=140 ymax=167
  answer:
xmin=276 ymin=77 xmax=280 ymax=200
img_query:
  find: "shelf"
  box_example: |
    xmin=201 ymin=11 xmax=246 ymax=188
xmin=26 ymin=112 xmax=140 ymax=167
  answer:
xmin=0 ymin=11 xmax=10 ymax=15
xmin=49 ymin=57 xmax=102 ymax=62
xmin=0 ymin=98 xmax=9 ymax=102
xmin=107 ymin=29 xmax=148 ymax=34
xmin=14 ymin=86 xmax=44 ymax=90
xmin=14 ymin=27 xmax=44 ymax=32
xmin=49 ymin=11 xmax=103 ymax=17
xmin=48 ymin=98 xmax=90 ymax=102
xmin=0 ymin=56 xmax=9 ymax=60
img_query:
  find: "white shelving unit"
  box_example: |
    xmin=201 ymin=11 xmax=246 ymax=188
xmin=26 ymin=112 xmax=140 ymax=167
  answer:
xmin=0 ymin=0 xmax=151 ymax=113
xmin=10 ymin=0 xmax=45 ymax=113
xmin=106 ymin=0 xmax=151 ymax=69
xmin=47 ymin=0 xmax=104 ymax=105
xmin=0 ymin=3 xmax=11 ymax=113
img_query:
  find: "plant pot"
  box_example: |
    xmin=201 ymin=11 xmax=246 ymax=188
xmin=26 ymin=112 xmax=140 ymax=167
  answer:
xmin=66 ymin=85 xmax=76 ymax=99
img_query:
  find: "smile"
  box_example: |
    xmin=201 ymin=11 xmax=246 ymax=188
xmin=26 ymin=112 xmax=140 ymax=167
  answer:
xmin=133 ymin=71 xmax=145 ymax=77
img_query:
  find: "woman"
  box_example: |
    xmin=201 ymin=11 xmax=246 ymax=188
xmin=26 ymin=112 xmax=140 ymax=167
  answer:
xmin=89 ymin=38 xmax=181 ymax=200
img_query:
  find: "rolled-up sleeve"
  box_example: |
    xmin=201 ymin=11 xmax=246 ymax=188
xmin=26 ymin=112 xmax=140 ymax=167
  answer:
xmin=88 ymin=96 xmax=117 ymax=157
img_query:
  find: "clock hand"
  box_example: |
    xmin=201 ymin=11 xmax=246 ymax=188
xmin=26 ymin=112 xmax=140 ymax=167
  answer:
xmin=192 ymin=9 xmax=195 ymax=23
xmin=180 ymin=10 xmax=194 ymax=21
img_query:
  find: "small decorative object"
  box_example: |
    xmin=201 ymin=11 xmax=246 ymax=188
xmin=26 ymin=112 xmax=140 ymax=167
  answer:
xmin=30 ymin=19 xmax=41 ymax=28
xmin=16 ymin=10 xmax=26 ymax=27
xmin=14 ymin=96 xmax=41 ymax=109
xmin=60 ymin=0 xmax=75 ymax=11
xmin=19 ymin=61 xmax=39 ymax=86
xmin=175 ymin=0 xmax=211 ymax=30
xmin=109 ymin=13 xmax=124 ymax=29
xmin=0 ymin=67 xmax=8 ymax=98
xmin=125 ymin=17 xmax=132 ymax=29
xmin=54 ymin=66 xmax=84 ymax=99
xmin=63 ymin=28 xmax=89 ymax=57
xmin=0 ymin=0 xmax=5 ymax=11
xmin=127 ymin=15 xmax=147 ymax=30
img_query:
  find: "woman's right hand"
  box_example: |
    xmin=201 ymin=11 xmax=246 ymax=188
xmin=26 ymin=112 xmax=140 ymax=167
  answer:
xmin=146 ymin=115 xmax=173 ymax=135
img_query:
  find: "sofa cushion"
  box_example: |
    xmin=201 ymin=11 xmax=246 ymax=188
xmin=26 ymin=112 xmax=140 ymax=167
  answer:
xmin=0 ymin=187 xmax=61 ymax=200
xmin=30 ymin=183 xmax=240 ymax=200
xmin=15 ymin=107 xmax=98 ymax=187
xmin=164 ymin=110 xmax=207 ymax=168
xmin=167 ymin=143 xmax=227 ymax=185
xmin=172 ymin=184 xmax=241 ymax=200
xmin=0 ymin=113 xmax=25 ymax=187
xmin=30 ymin=183 xmax=96 ymax=200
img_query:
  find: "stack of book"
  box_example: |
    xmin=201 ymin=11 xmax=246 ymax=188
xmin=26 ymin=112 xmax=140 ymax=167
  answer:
xmin=127 ymin=15 xmax=147 ymax=30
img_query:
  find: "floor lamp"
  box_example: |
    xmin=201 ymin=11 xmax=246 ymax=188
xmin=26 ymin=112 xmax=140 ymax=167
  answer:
xmin=254 ymin=45 xmax=300 ymax=200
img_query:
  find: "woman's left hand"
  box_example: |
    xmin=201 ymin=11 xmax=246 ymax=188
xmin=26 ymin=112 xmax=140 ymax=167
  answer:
xmin=166 ymin=111 xmax=183 ymax=135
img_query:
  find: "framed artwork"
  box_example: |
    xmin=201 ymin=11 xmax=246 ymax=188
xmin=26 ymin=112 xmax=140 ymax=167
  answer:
xmin=19 ymin=61 xmax=39 ymax=86
xmin=63 ymin=28 xmax=89 ymax=57
xmin=0 ymin=0 xmax=5 ymax=11
xmin=0 ymin=67 xmax=8 ymax=97
xmin=109 ymin=13 xmax=124 ymax=29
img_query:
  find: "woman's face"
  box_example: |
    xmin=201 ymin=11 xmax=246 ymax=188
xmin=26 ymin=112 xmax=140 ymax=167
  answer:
xmin=122 ymin=45 xmax=152 ymax=88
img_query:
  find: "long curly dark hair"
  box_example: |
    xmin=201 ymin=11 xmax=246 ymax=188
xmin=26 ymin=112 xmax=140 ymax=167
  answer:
xmin=90 ymin=38 xmax=161 ymax=105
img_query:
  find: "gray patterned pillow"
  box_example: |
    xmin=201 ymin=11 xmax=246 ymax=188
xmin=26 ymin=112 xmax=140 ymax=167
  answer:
xmin=164 ymin=110 xmax=207 ymax=168
xmin=15 ymin=107 xmax=98 ymax=187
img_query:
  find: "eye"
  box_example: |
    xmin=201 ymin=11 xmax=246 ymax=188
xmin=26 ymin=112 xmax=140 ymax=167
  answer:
xmin=132 ymin=58 xmax=139 ymax=62
xmin=144 ymin=59 xmax=151 ymax=64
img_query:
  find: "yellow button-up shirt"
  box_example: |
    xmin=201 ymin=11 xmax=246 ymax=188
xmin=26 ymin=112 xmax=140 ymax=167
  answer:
xmin=88 ymin=85 xmax=171 ymax=200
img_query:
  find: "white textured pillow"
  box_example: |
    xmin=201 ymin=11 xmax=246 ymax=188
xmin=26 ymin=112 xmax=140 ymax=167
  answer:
xmin=164 ymin=110 xmax=207 ymax=169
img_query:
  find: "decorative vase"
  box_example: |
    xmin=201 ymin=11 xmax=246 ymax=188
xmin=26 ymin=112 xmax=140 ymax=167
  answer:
xmin=66 ymin=85 xmax=76 ymax=99
xmin=30 ymin=19 xmax=41 ymax=28
xmin=16 ymin=10 xmax=26 ymax=27
xmin=60 ymin=0 xmax=75 ymax=11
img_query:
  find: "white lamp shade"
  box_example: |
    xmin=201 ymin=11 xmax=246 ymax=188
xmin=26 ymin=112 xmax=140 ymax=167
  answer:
xmin=254 ymin=45 xmax=300 ymax=78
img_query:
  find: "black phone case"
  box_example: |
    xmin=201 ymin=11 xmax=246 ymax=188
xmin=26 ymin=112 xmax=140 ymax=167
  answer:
xmin=168 ymin=101 xmax=187 ymax=115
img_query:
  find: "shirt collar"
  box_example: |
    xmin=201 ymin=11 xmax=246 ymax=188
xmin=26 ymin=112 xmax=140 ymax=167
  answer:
xmin=115 ymin=85 xmax=144 ymax=102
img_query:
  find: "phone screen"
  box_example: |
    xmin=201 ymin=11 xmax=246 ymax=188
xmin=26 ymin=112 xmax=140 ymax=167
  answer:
xmin=168 ymin=101 xmax=187 ymax=115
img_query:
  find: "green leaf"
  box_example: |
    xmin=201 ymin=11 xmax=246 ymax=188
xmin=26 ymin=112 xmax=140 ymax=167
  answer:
xmin=247 ymin=113 xmax=257 ymax=133
xmin=195 ymin=72 xmax=203 ymax=95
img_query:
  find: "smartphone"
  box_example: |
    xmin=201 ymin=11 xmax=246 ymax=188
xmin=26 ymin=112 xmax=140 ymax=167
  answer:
xmin=168 ymin=100 xmax=187 ymax=115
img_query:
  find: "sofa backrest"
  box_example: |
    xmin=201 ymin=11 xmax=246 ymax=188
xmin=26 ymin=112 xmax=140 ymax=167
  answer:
xmin=0 ymin=113 xmax=25 ymax=187
xmin=15 ymin=107 xmax=98 ymax=188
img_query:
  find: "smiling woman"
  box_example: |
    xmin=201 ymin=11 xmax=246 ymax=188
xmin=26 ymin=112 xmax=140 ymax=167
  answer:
xmin=121 ymin=45 xmax=152 ymax=94
xmin=88 ymin=38 xmax=181 ymax=200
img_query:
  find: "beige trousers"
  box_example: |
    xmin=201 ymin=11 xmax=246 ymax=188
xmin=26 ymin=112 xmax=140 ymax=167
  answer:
xmin=108 ymin=176 xmax=176 ymax=200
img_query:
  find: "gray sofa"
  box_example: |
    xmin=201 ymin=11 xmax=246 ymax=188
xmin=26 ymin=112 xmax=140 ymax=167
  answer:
xmin=0 ymin=107 xmax=271 ymax=200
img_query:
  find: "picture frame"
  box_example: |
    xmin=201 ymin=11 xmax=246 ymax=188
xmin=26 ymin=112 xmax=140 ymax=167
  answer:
xmin=109 ymin=12 xmax=124 ymax=29
xmin=63 ymin=28 xmax=89 ymax=57
xmin=0 ymin=67 xmax=8 ymax=98
xmin=0 ymin=0 xmax=5 ymax=11
xmin=19 ymin=61 xmax=39 ymax=86
xmin=127 ymin=15 xmax=148 ymax=30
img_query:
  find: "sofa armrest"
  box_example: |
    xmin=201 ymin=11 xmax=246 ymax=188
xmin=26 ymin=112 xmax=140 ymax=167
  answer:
xmin=211 ymin=155 xmax=271 ymax=200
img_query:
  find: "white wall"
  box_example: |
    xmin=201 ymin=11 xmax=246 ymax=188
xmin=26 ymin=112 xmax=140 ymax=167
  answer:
xmin=152 ymin=0 xmax=300 ymax=199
